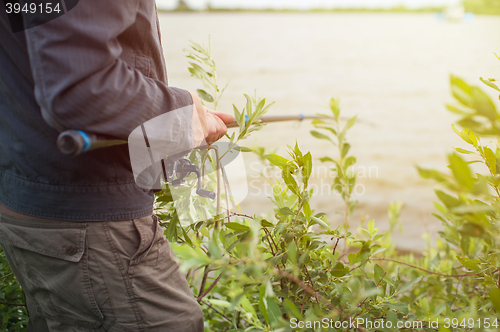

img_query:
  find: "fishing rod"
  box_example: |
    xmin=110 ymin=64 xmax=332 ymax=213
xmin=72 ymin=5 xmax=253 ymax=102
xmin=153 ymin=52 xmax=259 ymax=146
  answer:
xmin=56 ymin=114 xmax=330 ymax=156
xmin=55 ymin=113 xmax=351 ymax=208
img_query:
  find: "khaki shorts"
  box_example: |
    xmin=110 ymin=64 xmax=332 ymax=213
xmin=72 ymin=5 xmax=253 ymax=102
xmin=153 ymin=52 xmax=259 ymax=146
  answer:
xmin=0 ymin=204 xmax=203 ymax=332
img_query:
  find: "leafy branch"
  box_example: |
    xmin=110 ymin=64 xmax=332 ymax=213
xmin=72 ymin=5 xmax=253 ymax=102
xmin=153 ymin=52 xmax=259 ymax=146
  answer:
xmin=185 ymin=36 xmax=228 ymax=111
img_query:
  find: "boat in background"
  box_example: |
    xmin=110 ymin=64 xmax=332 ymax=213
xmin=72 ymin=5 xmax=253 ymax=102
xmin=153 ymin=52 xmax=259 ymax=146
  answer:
xmin=437 ymin=4 xmax=475 ymax=22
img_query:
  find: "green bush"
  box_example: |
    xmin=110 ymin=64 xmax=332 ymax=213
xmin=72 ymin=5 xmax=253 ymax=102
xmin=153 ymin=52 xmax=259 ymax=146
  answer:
xmin=463 ymin=0 xmax=500 ymax=15
xmin=0 ymin=250 xmax=28 ymax=331
xmin=156 ymin=42 xmax=500 ymax=331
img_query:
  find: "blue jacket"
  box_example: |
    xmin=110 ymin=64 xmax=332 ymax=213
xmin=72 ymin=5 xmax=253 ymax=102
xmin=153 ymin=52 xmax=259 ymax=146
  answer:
xmin=0 ymin=1 xmax=193 ymax=221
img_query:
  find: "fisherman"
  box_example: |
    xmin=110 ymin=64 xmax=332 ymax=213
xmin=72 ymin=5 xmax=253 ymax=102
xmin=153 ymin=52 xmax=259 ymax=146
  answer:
xmin=0 ymin=1 xmax=233 ymax=331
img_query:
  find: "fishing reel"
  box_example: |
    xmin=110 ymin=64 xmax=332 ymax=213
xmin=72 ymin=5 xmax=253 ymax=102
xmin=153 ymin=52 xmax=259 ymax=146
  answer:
xmin=56 ymin=129 xmax=234 ymax=201
xmin=162 ymin=154 xmax=216 ymax=200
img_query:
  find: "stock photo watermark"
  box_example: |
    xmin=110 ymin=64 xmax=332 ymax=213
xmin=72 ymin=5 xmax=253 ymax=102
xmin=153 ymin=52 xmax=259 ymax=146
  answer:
xmin=290 ymin=317 xmax=499 ymax=330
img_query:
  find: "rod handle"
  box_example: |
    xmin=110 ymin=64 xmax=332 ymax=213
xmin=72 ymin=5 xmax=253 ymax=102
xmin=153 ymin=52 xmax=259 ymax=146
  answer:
xmin=57 ymin=130 xmax=126 ymax=156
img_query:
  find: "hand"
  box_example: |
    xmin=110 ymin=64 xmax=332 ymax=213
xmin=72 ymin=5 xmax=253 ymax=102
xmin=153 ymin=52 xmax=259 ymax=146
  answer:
xmin=205 ymin=109 xmax=234 ymax=143
xmin=189 ymin=91 xmax=234 ymax=144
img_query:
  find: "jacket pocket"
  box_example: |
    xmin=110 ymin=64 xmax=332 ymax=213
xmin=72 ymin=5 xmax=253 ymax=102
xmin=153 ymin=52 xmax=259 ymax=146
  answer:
xmin=0 ymin=220 xmax=104 ymax=329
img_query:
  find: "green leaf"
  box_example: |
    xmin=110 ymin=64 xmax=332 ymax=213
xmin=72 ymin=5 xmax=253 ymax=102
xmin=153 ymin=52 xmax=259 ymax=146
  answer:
xmin=261 ymin=101 xmax=275 ymax=117
xmin=225 ymin=223 xmax=250 ymax=231
xmin=245 ymin=94 xmax=253 ymax=117
xmin=260 ymin=219 xmax=275 ymax=227
xmin=480 ymin=77 xmax=500 ymax=92
xmin=458 ymin=222 xmax=487 ymax=239
xmin=315 ymin=126 xmax=338 ymax=136
xmin=484 ymin=147 xmax=497 ymax=174
xmin=287 ymin=241 xmax=297 ymax=264
xmin=303 ymin=201 xmax=312 ymax=221
xmin=311 ymin=216 xmax=330 ymax=229
xmin=450 ymin=75 xmax=473 ymax=107
xmin=451 ymin=124 xmax=473 ymax=145
xmin=283 ymin=299 xmax=303 ymax=320
xmin=208 ymin=236 xmax=222 ymax=259
xmin=367 ymin=219 xmax=376 ymax=235
xmin=189 ymin=40 xmax=205 ymax=53
xmin=233 ymin=105 xmax=243 ymax=128
xmin=196 ymin=89 xmax=214 ymax=103
xmin=471 ymin=86 xmax=497 ymax=121
xmin=302 ymin=152 xmax=313 ymax=185
xmin=282 ymin=168 xmax=300 ymax=196
xmin=489 ymin=288 xmax=500 ymax=313
xmin=182 ymin=227 xmax=193 ymax=246
xmin=382 ymin=302 xmax=409 ymax=315
xmin=239 ymin=294 xmax=257 ymax=317
xmin=435 ymin=189 xmax=460 ymax=208
xmin=374 ymin=264 xmax=385 ymax=285
xmin=310 ymin=130 xmax=332 ymax=142
xmin=344 ymin=156 xmax=356 ymax=168
xmin=234 ymin=146 xmax=252 ymax=152
xmin=346 ymin=115 xmax=357 ymax=130
xmin=435 ymin=303 xmax=447 ymax=316
xmin=298 ymin=252 xmax=310 ymax=265
xmin=446 ymin=104 xmax=475 ymax=116
xmin=266 ymin=298 xmax=282 ymax=326
xmin=454 ymin=147 xmax=474 ymax=155
xmin=188 ymin=62 xmax=212 ymax=84
xmin=259 ymin=285 xmax=269 ymax=324
xmin=319 ymin=156 xmax=335 ymax=163
xmin=331 ymin=262 xmax=349 ymax=277
xmin=311 ymin=119 xmax=328 ymax=125
xmin=238 ymin=105 xmax=246 ymax=129
xmin=165 ymin=215 xmax=179 ymax=241
xmin=329 ymin=98 xmax=340 ymax=119
xmin=280 ymin=207 xmax=294 ymax=216
xmin=397 ymin=276 xmax=423 ymax=294
xmin=200 ymin=226 xmax=210 ymax=238
xmin=466 ymin=129 xmax=478 ymax=146
xmin=207 ymin=299 xmax=231 ymax=308
xmin=386 ymin=310 xmax=398 ymax=328
xmin=254 ymin=98 xmax=266 ymax=116
xmin=417 ymin=167 xmax=450 ymax=184
xmin=265 ymin=154 xmax=289 ymax=168
xmin=341 ymin=143 xmax=351 ymax=158
xmin=456 ymin=255 xmax=481 ymax=270
xmin=171 ymin=243 xmax=212 ymax=271
xmin=448 ymin=153 xmax=474 ymax=190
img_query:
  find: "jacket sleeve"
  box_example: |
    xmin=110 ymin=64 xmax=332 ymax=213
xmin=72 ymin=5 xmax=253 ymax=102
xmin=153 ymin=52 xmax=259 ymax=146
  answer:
xmin=22 ymin=0 xmax=194 ymax=141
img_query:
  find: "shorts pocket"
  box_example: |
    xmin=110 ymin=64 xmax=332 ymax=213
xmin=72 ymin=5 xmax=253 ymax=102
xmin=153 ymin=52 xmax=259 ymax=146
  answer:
xmin=0 ymin=220 xmax=104 ymax=329
xmin=130 ymin=215 xmax=160 ymax=270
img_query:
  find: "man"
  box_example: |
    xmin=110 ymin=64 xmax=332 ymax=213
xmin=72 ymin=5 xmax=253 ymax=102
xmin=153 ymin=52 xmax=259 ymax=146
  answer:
xmin=0 ymin=1 xmax=233 ymax=331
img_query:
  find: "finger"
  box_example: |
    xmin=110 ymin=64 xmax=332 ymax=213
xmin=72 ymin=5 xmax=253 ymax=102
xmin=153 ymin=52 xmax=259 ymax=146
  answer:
xmin=211 ymin=118 xmax=227 ymax=143
xmin=204 ymin=114 xmax=225 ymax=144
xmin=207 ymin=110 xmax=234 ymax=125
xmin=213 ymin=117 xmax=227 ymax=139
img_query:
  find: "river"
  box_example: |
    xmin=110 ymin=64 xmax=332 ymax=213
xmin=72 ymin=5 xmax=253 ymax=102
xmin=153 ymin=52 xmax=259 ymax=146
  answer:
xmin=158 ymin=12 xmax=500 ymax=251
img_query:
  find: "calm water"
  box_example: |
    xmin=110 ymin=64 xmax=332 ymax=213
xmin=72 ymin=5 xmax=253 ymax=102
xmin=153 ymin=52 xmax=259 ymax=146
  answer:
xmin=159 ymin=12 xmax=500 ymax=251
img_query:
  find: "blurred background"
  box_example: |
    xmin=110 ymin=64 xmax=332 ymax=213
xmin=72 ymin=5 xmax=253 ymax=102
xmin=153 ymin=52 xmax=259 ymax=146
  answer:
xmin=156 ymin=0 xmax=500 ymax=252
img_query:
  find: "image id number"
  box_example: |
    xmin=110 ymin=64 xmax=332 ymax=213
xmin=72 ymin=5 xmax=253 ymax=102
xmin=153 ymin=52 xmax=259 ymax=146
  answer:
xmin=443 ymin=318 xmax=499 ymax=329
xmin=5 ymin=2 xmax=61 ymax=14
